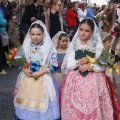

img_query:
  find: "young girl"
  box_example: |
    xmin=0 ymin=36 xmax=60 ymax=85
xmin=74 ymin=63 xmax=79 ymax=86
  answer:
xmin=101 ymin=32 xmax=120 ymax=120
xmin=13 ymin=20 xmax=60 ymax=120
xmin=52 ymin=31 xmax=69 ymax=88
xmin=8 ymin=14 xmax=20 ymax=48
xmin=61 ymin=18 xmax=113 ymax=119
xmin=101 ymin=32 xmax=113 ymax=50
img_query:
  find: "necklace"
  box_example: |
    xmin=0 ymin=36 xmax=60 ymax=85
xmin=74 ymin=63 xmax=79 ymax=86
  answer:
xmin=81 ymin=45 xmax=87 ymax=53
xmin=32 ymin=45 xmax=40 ymax=54
xmin=80 ymin=40 xmax=88 ymax=53
xmin=31 ymin=42 xmax=43 ymax=54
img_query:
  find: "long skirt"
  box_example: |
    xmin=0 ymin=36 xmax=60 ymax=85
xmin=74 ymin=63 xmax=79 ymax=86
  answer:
xmin=61 ymin=70 xmax=113 ymax=120
xmin=105 ymin=74 xmax=120 ymax=120
xmin=14 ymin=73 xmax=60 ymax=120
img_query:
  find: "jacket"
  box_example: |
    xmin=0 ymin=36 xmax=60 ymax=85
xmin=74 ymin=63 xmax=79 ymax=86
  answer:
xmin=0 ymin=9 xmax=7 ymax=33
xmin=8 ymin=20 xmax=20 ymax=47
xmin=86 ymin=8 xmax=95 ymax=19
xmin=65 ymin=9 xmax=78 ymax=27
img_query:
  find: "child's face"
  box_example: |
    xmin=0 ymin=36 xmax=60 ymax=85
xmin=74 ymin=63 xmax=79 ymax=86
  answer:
xmin=79 ymin=23 xmax=94 ymax=42
xmin=58 ymin=36 xmax=68 ymax=49
xmin=103 ymin=40 xmax=112 ymax=50
xmin=30 ymin=28 xmax=43 ymax=44
xmin=11 ymin=16 xmax=17 ymax=24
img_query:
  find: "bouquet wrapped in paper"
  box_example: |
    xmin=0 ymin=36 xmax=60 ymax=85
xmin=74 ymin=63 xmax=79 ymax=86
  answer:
xmin=6 ymin=46 xmax=26 ymax=68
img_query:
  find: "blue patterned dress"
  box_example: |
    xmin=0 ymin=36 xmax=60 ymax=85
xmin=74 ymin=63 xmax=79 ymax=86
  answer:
xmin=54 ymin=52 xmax=66 ymax=88
xmin=14 ymin=43 xmax=60 ymax=120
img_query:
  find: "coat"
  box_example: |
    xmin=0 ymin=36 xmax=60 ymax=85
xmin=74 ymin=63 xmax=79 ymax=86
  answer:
xmin=8 ymin=20 xmax=20 ymax=47
xmin=65 ymin=9 xmax=78 ymax=27
xmin=22 ymin=4 xmax=44 ymax=27
xmin=0 ymin=9 xmax=7 ymax=34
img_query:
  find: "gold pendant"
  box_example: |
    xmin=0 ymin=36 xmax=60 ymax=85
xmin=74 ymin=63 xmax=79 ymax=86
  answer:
xmin=32 ymin=50 xmax=38 ymax=54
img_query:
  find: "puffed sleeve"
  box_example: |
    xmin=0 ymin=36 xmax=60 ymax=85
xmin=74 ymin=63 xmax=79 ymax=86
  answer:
xmin=46 ymin=45 xmax=58 ymax=74
xmin=92 ymin=40 xmax=105 ymax=72
xmin=67 ymin=44 xmax=78 ymax=70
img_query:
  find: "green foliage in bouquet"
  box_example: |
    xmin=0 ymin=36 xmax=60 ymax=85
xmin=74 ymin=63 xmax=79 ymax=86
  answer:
xmin=101 ymin=15 xmax=107 ymax=21
xmin=7 ymin=57 xmax=26 ymax=68
xmin=97 ymin=49 xmax=115 ymax=68
xmin=96 ymin=13 xmax=101 ymax=19
xmin=6 ymin=46 xmax=27 ymax=68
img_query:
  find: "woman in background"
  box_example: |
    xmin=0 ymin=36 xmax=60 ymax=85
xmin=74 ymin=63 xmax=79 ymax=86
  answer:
xmin=41 ymin=0 xmax=63 ymax=38
xmin=0 ymin=0 xmax=7 ymax=75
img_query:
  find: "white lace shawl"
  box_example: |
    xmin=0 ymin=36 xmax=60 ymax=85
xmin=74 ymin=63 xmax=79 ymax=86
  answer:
xmin=61 ymin=18 xmax=104 ymax=74
xmin=14 ymin=20 xmax=58 ymax=113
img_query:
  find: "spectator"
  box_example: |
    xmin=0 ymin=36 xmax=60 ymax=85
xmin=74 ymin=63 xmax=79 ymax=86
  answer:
xmin=43 ymin=1 xmax=50 ymax=11
xmin=112 ymin=23 xmax=120 ymax=54
xmin=0 ymin=0 xmax=7 ymax=75
xmin=97 ymin=5 xmax=107 ymax=34
xmin=9 ymin=2 xmax=18 ymax=17
xmin=1 ymin=0 xmax=11 ymax=22
xmin=114 ymin=4 xmax=118 ymax=21
xmin=20 ymin=0 xmax=33 ymax=33
xmin=86 ymin=3 xmax=96 ymax=20
xmin=65 ymin=2 xmax=78 ymax=41
xmin=41 ymin=0 xmax=63 ymax=38
xmin=22 ymin=0 xmax=43 ymax=28
xmin=77 ymin=2 xmax=87 ymax=22
xmin=103 ymin=3 xmax=114 ymax=33
xmin=117 ymin=5 xmax=120 ymax=18
xmin=8 ymin=14 xmax=20 ymax=48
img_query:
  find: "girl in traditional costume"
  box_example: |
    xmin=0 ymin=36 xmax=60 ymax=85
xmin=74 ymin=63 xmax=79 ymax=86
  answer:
xmin=61 ymin=18 xmax=113 ymax=120
xmin=101 ymin=32 xmax=120 ymax=120
xmin=52 ymin=31 xmax=69 ymax=88
xmin=13 ymin=20 xmax=60 ymax=120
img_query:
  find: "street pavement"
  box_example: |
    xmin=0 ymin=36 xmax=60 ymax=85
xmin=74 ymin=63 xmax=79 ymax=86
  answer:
xmin=0 ymin=65 xmax=120 ymax=120
xmin=0 ymin=65 xmax=20 ymax=120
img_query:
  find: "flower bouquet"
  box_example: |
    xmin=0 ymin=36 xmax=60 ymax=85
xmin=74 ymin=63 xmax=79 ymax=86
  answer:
xmin=97 ymin=49 xmax=120 ymax=75
xmin=101 ymin=15 xmax=109 ymax=26
xmin=96 ymin=13 xmax=101 ymax=21
xmin=5 ymin=46 xmax=26 ymax=68
xmin=101 ymin=15 xmax=107 ymax=21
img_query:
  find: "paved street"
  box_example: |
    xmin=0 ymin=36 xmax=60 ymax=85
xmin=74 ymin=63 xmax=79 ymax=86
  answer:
xmin=0 ymin=64 xmax=120 ymax=120
xmin=0 ymin=65 xmax=20 ymax=120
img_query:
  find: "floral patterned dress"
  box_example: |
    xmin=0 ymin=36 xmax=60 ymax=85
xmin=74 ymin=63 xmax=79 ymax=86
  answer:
xmin=61 ymin=38 xmax=113 ymax=120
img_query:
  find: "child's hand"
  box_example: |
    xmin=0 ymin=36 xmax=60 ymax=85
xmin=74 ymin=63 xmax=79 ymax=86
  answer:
xmin=23 ymin=68 xmax=32 ymax=77
xmin=32 ymin=69 xmax=49 ymax=78
xmin=77 ymin=57 xmax=89 ymax=66
xmin=79 ymin=64 xmax=90 ymax=73
xmin=32 ymin=71 xmax=42 ymax=79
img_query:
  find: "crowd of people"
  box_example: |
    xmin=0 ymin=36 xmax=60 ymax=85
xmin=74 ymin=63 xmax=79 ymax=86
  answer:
xmin=0 ymin=0 xmax=120 ymax=119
